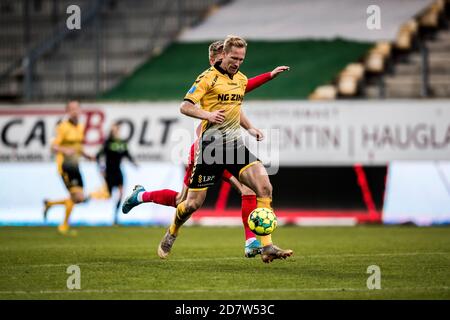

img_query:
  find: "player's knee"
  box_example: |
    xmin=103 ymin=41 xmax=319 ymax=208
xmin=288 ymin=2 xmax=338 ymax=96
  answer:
xmin=71 ymin=191 xmax=87 ymax=203
xmin=71 ymin=193 xmax=84 ymax=203
xmin=184 ymin=199 xmax=202 ymax=213
xmin=257 ymin=182 xmax=272 ymax=198
xmin=175 ymin=192 xmax=183 ymax=206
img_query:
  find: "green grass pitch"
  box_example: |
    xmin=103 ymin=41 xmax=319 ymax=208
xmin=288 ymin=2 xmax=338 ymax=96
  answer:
xmin=0 ymin=226 xmax=449 ymax=300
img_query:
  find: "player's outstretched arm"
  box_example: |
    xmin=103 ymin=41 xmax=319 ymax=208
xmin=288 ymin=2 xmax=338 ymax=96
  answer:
xmin=124 ymin=149 xmax=139 ymax=168
xmin=180 ymin=100 xmax=225 ymax=124
xmin=270 ymin=65 xmax=290 ymax=78
xmin=240 ymin=111 xmax=264 ymax=141
xmin=246 ymin=66 xmax=290 ymax=93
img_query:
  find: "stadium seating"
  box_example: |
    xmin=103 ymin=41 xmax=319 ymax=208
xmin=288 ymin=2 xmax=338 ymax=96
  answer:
xmin=103 ymin=39 xmax=371 ymax=101
xmin=308 ymin=85 xmax=337 ymax=100
xmin=3 ymin=0 xmax=445 ymax=101
xmin=312 ymin=0 xmax=450 ymax=100
xmin=0 ymin=0 xmax=227 ymax=101
xmin=364 ymin=0 xmax=450 ymax=98
xmin=419 ymin=0 xmax=444 ymax=28
xmin=336 ymin=63 xmax=365 ymax=97
xmin=395 ymin=20 xmax=419 ymax=51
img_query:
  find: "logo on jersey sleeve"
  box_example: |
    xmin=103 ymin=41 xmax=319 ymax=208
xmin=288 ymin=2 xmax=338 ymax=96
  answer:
xmin=187 ymin=86 xmax=197 ymax=94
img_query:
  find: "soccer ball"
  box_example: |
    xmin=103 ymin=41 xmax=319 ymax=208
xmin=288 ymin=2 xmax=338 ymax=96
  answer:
xmin=247 ymin=207 xmax=277 ymax=236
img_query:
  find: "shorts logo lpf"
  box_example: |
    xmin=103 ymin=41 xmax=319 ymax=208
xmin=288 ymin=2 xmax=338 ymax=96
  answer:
xmin=198 ymin=175 xmax=215 ymax=185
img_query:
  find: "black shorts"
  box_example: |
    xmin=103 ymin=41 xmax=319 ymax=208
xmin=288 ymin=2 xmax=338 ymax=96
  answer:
xmin=61 ymin=162 xmax=84 ymax=192
xmin=104 ymin=169 xmax=124 ymax=194
xmin=188 ymin=136 xmax=259 ymax=190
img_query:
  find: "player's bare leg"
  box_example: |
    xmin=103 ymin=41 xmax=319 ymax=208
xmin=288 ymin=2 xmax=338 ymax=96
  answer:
xmin=114 ymin=185 xmax=124 ymax=225
xmin=89 ymin=182 xmax=110 ymax=200
xmin=57 ymin=189 xmax=85 ymax=236
xmin=158 ymin=189 xmax=207 ymax=259
xmin=43 ymin=198 xmax=65 ymax=222
xmin=240 ymin=162 xmax=293 ymax=263
xmin=228 ymin=176 xmax=262 ymax=257
xmin=175 ymin=184 xmax=189 ymax=206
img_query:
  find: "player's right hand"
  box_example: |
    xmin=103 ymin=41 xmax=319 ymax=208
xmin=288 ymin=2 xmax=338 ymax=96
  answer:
xmin=270 ymin=66 xmax=290 ymax=78
xmin=248 ymin=127 xmax=264 ymax=141
xmin=208 ymin=110 xmax=225 ymax=124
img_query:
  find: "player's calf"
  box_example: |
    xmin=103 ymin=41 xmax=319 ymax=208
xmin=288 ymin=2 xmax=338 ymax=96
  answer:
xmin=43 ymin=199 xmax=51 ymax=222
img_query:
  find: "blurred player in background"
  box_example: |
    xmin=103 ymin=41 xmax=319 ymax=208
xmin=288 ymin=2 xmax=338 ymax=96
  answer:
xmin=123 ymin=36 xmax=293 ymax=262
xmin=123 ymin=40 xmax=288 ymax=258
xmin=43 ymin=100 xmax=95 ymax=235
xmin=94 ymin=122 xmax=138 ymax=224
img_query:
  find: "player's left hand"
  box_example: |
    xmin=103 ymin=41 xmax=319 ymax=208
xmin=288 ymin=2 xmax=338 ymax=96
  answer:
xmin=270 ymin=66 xmax=290 ymax=78
xmin=248 ymin=128 xmax=264 ymax=141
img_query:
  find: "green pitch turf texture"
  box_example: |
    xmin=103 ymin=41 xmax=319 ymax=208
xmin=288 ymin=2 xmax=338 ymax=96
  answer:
xmin=0 ymin=226 xmax=449 ymax=300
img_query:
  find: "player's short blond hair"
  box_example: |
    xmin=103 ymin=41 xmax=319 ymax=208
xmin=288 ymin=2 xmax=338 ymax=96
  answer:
xmin=223 ymin=35 xmax=247 ymax=53
xmin=208 ymin=40 xmax=224 ymax=60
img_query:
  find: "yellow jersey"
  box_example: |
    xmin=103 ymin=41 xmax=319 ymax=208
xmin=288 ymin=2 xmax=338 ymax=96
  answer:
xmin=184 ymin=62 xmax=247 ymax=144
xmin=52 ymin=119 xmax=85 ymax=174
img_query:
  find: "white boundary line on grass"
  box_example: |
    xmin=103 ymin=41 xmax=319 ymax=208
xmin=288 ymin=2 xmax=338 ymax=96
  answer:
xmin=0 ymin=286 xmax=449 ymax=295
xmin=5 ymin=251 xmax=447 ymax=268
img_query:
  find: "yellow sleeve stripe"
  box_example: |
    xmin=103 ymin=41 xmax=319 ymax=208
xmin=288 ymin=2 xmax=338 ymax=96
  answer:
xmin=188 ymin=187 xmax=209 ymax=192
xmin=238 ymin=161 xmax=261 ymax=180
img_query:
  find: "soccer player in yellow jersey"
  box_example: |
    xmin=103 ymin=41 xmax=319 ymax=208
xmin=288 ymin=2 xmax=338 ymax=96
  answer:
xmin=43 ymin=101 xmax=95 ymax=235
xmin=123 ymin=40 xmax=289 ymax=259
xmin=128 ymin=35 xmax=293 ymax=263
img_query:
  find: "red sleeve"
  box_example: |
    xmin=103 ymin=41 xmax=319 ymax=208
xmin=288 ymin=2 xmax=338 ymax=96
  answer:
xmin=245 ymin=72 xmax=272 ymax=93
xmin=222 ymin=170 xmax=233 ymax=182
xmin=183 ymin=141 xmax=197 ymax=186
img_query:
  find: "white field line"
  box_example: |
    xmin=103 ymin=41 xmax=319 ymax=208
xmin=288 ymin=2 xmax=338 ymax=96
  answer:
xmin=0 ymin=286 xmax=449 ymax=295
xmin=1 ymin=251 xmax=448 ymax=269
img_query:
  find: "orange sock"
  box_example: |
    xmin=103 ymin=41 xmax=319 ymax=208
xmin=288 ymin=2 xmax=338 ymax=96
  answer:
xmin=89 ymin=184 xmax=110 ymax=200
xmin=257 ymin=197 xmax=272 ymax=209
xmin=257 ymin=197 xmax=273 ymax=246
xmin=62 ymin=199 xmax=74 ymax=227
xmin=168 ymin=201 xmax=190 ymax=236
xmin=47 ymin=199 xmax=67 ymax=207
